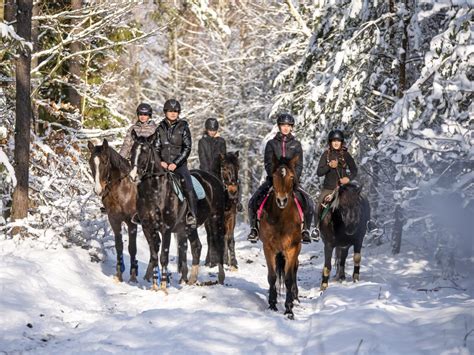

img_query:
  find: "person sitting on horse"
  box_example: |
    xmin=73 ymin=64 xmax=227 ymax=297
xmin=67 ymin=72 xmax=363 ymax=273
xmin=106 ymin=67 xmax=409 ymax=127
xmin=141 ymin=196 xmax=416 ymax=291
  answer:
xmin=119 ymin=103 xmax=157 ymax=159
xmin=153 ymin=99 xmax=198 ymax=228
xmin=314 ymin=129 xmax=358 ymax=222
xmin=247 ymin=113 xmax=314 ymax=244
xmin=198 ymin=118 xmax=244 ymax=212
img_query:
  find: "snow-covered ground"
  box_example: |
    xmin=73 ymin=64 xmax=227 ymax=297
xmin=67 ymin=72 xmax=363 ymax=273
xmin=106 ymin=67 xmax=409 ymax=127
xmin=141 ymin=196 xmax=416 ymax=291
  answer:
xmin=0 ymin=223 xmax=472 ymax=354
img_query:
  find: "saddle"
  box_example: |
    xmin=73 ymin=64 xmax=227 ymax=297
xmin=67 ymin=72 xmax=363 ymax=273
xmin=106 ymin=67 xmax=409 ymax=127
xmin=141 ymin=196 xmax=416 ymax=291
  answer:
xmin=170 ymin=174 xmax=206 ymax=201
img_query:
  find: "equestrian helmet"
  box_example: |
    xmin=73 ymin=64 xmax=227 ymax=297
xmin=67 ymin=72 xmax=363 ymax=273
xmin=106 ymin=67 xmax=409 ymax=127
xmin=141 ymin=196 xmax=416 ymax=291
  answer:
xmin=163 ymin=99 xmax=181 ymax=113
xmin=328 ymin=129 xmax=345 ymax=143
xmin=276 ymin=113 xmax=295 ymax=126
xmin=136 ymin=103 xmax=152 ymax=116
xmin=205 ymin=118 xmax=219 ymax=131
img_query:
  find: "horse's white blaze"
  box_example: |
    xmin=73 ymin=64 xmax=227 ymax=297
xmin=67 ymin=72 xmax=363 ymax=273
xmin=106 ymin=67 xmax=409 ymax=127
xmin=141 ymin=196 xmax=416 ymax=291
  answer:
xmin=129 ymin=166 xmax=138 ymax=181
xmin=281 ymin=167 xmax=287 ymax=177
xmin=130 ymin=145 xmax=141 ymax=181
xmin=93 ymin=156 xmax=102 ymax=195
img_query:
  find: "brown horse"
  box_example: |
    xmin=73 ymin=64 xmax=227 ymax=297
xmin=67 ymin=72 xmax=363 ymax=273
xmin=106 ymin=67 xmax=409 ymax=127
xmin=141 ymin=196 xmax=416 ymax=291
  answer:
xmin=259 ymin=154 xmax=302 ymax=319
xmin=87 ymin=139 xmax=138 ymax=283
xmin=216 ymin=151 xmax=240 ymax=270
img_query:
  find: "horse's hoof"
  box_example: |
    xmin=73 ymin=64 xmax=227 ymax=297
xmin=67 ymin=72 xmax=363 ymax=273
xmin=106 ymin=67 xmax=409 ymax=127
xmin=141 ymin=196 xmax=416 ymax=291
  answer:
xmin=269 ymin=305 xmax=278 ymax=312
xmin=129 ymin=276 xmax=138 ymax=284
xmin=353 ymin=273 xmax=360 ymax=282
xmin=113 ymin=274 xmax=123 ymax=283
xmin=151 ymin=283 xmax=160 ymax=291
xmin=320 ymin=283 xmax=328 ymax=291
xmin=285 ymin=312 xmax=295 ymax=320
xmin=230 ymin=266 xmax=238 ymax=272
xmin=179 ymin=277 xmax=188 ymax=285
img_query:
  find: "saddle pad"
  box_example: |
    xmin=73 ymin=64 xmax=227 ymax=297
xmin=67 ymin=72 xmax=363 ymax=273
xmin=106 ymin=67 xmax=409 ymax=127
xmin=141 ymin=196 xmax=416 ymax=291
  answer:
xmin=171 ymin=175 xmax=206 ymax=201
xmin=191 ymin=176 xmax=206 ymax=200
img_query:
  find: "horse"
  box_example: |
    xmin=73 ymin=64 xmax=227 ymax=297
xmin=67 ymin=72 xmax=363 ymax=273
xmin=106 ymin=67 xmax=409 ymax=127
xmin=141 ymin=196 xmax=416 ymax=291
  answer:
xmin=259 ymin=154 xmax=302 ymax=319
xmin=319 ymin=183 xmax=370 ymax=290
xmin=129 ymin=130 xmax=226 ymax=290
xmin=210 ymin=151 xmax=240 ymax=270
xmin=87 ymin=139 xmax=138 ymax=283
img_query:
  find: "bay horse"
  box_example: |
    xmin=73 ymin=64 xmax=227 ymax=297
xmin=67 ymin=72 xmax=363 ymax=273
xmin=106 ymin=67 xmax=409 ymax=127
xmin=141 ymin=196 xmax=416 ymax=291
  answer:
xmin=209 ymin=151 xmax=240 ymax=270
xmin=259 ymin=154 xmax=302 ymax=319
xmin=319 ymin=183 xmax=370 ymax=290
xmin=87 ymin=139 xmax=138 ymax=283
xmin=129 ymin=131 xmax=226 ymax=290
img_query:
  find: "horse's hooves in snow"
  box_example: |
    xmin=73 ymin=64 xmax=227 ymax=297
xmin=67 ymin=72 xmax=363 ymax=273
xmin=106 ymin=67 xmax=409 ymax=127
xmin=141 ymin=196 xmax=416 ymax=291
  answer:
xmin=113 ymin=274 xmax=123 ymax=283
xmin=353 ymin=273 xmax=360 ymax=282
xmin=230 ymin=266 xmax=238 ymax=272
xmin=269 ymin=304 xmax=278 ymax=312
xmin=320 ymin=282 xmax=328 ymax=291
xmin=285 ymin=312 xmax=295 ymax=320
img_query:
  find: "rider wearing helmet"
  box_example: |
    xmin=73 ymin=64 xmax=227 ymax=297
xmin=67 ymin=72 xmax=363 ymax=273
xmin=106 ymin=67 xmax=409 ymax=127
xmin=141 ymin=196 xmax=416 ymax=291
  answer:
xmin=119 ymin=103 xmax=157 ymax=159
xmin=247 ymin=113 xmax=314 ymax=244
xmin=312 ymin=129 xmax=358 ymax=239
xmin=153 ymin=99 xmax=198 ymax=227
xmin=198 ymin=118 xmax=226 ymax=176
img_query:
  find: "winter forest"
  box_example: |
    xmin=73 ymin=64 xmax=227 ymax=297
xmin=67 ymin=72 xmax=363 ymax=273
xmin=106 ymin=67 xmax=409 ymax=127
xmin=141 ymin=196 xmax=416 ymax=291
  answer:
xmin=0 ymin=0 xmax=473 ymax=354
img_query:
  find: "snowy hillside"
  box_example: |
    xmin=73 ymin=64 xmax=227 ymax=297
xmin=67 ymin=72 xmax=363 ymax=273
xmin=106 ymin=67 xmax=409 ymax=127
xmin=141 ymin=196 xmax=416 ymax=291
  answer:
xmin=1 ymin=223 xmax=472 ymax=354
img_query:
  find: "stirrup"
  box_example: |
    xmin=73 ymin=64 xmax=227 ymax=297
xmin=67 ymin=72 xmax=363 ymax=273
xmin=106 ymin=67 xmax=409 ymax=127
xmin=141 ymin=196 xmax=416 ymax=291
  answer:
xmin=247 ymin=228 xmax=259 ymax=243
xmin=310 ymin=228 xmax=320 ymax=242
xmin=186 ymin=212 xmax=197 ymax=228
xmin=301 ymin=230 xmax=311 ymax=244
xmin=131 ymin=213 xmax=141 ymax=225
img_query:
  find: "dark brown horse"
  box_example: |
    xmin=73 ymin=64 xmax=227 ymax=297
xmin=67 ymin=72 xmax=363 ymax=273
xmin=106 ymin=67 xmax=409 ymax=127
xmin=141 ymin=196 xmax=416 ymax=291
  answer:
xmin=87 ymin=139 xmax=138 ymax=283
xmin=213 ymin=151 xmax=240 ymax=270
xmin=319 ymin=183 xmax=370 ymax=290
xmin=129 ymin=131 xmax=226 ymax=290
xmin=259 ymin=154 xmax=302 ymax=319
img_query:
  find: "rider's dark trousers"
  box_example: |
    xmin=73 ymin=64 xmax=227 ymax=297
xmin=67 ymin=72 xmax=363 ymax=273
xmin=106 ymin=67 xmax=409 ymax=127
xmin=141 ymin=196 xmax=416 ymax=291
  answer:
xmin=175 ymin=164 xmax=198 ymax=217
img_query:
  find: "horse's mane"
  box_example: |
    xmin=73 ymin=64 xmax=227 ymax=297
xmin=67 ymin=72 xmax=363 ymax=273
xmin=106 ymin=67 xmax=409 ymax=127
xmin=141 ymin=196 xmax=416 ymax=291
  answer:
xmin=107 ymin=145 xmax=131 ymax=173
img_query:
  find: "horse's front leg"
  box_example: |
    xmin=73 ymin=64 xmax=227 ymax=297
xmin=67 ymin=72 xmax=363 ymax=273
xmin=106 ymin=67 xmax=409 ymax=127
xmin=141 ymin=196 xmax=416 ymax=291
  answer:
xmin=353 ymin=239 xmax=363 ymax=282
xmin=284 ymin=244 xmax=301 ymax=319
xmin=227 ymin=215 xmax=238 ymax=270
xmin=176 ymin=232 xmax=189 ymax=284
xmin=335 ymin=246 xmax=349 ymax=282
xmin=142 ymin=225 xmax=161 ymax=290
xmin=187 ymin=228 xmax=202 ymax=285
xmin=110 ymin=219 xmax=125 ymax=282
xmin=263 ymin=246 xmax=278 ymax=311
xmin=321 ymin=243 xmax=334 ymax=290
xmin=126 ymin=222 xmax=138 ymax=283
xmin=160 ymin=230 xmax=172 ymax=289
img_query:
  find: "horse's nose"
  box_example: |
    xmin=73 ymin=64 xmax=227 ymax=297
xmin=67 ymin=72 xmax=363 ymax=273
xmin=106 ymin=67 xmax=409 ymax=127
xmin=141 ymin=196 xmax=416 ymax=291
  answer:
xmin=277 ymin=196 xmax=288 ymax=209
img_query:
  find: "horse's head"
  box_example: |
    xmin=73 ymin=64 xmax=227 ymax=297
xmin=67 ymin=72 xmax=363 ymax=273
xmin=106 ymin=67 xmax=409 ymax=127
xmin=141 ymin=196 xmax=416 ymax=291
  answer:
xmin=220 ymin=151 xmax=240 ymax=199
xmin=129 ymin=130 xmax=158 ymax=182
xmin=337 ymin=183 xmax=363 ymax=235
xmin=88 ymin=139 xmax=111 ymax=196
xmin=272 ymin=154 xmax=298 ymax=209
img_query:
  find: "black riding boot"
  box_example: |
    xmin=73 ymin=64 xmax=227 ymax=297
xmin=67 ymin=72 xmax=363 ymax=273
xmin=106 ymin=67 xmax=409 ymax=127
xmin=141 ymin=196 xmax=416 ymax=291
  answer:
xmin=295 ymin=188 xmax=313 ymax=244
xmin=185 ymin=189 xmax=198 ymax=228
xmin=247 ymin=205 xmax=259 ymax=243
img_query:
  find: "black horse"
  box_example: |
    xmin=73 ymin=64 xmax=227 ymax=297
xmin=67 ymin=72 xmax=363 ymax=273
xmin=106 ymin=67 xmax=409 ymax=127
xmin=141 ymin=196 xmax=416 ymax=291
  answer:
xmin=129 ymin=131 xmax=226 ymax=290
xmin=319 ymin=183 xmax=370 ymax=290
xmin=87 ymin=140 xmax=138 ymax=283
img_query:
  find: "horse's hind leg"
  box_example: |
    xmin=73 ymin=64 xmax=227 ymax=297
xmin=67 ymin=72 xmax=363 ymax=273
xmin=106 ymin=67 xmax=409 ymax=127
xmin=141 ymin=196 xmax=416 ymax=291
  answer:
xmin=204 ymin=224 xmax=214 ymax=267
xmin=227 ymin=216 xmax=238 ymax=270
xmin=188 ymin=228 xmax=202 ymax=285
xmin=353 ymin=241 xmax=362 ymax=282
xmin=143 ymin=225 xmax=161 ymax=290
xmin=110 ymin=219 xmax=125 ymax=282
xmin=177 ymin=233 xmax=189 ymax=284
xmin=335 ymin=247 xmax=349 ymax=282
xmin=126 ymin=222 xmax=138 ymax=283
xmin=321 ymin=244 xmax=334 ymax=290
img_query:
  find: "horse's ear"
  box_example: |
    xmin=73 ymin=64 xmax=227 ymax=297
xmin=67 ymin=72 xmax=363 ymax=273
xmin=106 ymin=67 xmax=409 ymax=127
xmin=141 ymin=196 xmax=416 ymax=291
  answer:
xmin=272 ymin=154 xmax=279 ymax=173
xmin=87 ymin=141 xmax=95 ymax=152
xmin=234 ymin=151 xmax=239 ymax=158
xmin=131 ymin=129 xmax=139 ymax=142
xmin=103 ymin=139 xmax=109 ymax=149
xmin=289 ymin=154 xmax=299 ymax=170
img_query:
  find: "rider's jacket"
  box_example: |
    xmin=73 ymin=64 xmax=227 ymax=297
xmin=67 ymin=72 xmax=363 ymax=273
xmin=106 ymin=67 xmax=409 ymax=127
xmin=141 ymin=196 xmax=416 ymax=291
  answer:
xmin=198 ymin=133 xmax=226 ymax=176
xmin=154 ymin=118 xmax=192 ymax=167
xmin=120 ymin=120 xmax=157 ymax=159
xmin=317 ymin=147 xmax=357 ymax=190
xmin=264 ymin=132 xmax=303 ymax=182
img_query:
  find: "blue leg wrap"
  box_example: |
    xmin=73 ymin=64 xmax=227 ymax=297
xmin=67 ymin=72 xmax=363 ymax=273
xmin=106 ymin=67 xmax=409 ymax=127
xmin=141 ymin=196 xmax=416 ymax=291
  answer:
xmin=118 ymin=255 xmax=125 ymax=273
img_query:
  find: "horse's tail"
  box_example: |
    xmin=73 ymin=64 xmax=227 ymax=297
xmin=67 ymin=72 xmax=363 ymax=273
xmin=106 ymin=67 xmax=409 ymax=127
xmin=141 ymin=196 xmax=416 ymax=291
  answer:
xmin=276 ymin=252 xmax=285 ymax=295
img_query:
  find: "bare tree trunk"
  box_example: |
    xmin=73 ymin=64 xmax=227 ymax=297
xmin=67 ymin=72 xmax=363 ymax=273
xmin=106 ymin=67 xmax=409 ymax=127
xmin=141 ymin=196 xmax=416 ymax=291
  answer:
xmin=398 ymin=0 xmax=409 ymax=97
xmin=68 ymin=0 xmax=83 ymax=113
xmin=4 ymin=0 xmax=16 ymax=23
xmin=391 ymin=204 xmax=403 ymax=254
xmin=11 ymin=0 xmax=33 ymax=233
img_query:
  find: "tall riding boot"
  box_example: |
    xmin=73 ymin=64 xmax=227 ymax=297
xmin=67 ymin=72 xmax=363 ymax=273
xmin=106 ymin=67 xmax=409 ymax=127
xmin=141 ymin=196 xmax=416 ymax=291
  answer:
xmin=185 ymin=189 xmax=198 ymax=228
xmin=247 ymin=204 xmax=259 ymax=243
xmin=297 ymin=190 xmax=313 ymax=244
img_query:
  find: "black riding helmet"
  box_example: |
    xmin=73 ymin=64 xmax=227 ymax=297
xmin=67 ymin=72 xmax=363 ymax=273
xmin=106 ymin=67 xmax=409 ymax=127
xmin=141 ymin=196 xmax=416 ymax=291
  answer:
xmin=205 ymin=118 xmax=219 ymax=131
xmin=136 ymin=103 xmax=152 ymax=116
xmin=328 ymin=129 xmax=345 ymax=143
xmin=163 ymin=99 xmax=181 ymax=113
xmin=276 ymin=113 xmax=295 ymax=126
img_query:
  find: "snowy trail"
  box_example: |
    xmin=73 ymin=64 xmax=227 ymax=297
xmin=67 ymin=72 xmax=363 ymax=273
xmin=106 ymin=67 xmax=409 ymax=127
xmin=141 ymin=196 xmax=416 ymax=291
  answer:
xmin=0 ymin=224 xmax=472 ymax=354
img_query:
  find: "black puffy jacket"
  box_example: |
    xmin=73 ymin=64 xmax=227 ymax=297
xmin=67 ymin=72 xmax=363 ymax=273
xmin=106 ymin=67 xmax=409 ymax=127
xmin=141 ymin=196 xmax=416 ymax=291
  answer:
xmin=317 ymin=147 xmax=357 ymax=189
xmin=264 ymin=132 xmax=303 ymax=180
xmin=154 ymin=118 xmax=192 ymax=167
xmin=198 ymin=134 xmax=226 ymax=175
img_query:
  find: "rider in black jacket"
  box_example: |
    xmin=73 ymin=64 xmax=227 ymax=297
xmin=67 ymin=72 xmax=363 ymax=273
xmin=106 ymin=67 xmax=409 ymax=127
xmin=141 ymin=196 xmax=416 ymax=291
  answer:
xmin=247 ymin=113 xmax=314 ymax=244
xmin=198 ymin=118 xmax=227 ymax=177
xmin=153 ymin=99 xmax=198 ymax=227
